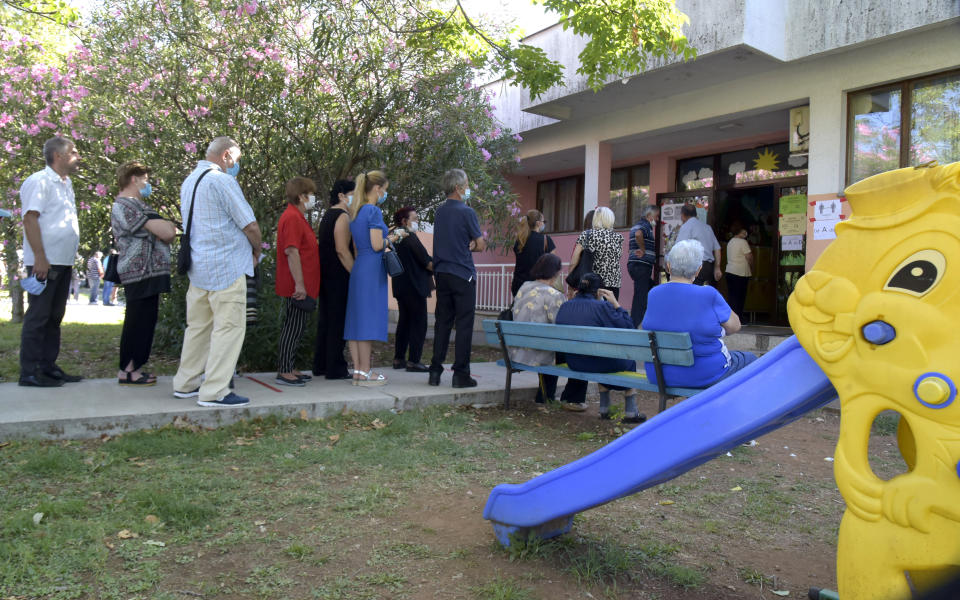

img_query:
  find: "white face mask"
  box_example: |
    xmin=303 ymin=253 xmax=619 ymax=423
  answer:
xmin=407 ymin=221 xmax=419 ymax=232
xmin=346 ymin=194 xmax=354 ymax=206
xmin=303 ymin=194 xmax=316 ymax=210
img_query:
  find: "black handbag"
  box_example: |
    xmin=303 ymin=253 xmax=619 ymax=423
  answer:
xmin=384 ymin=241 xmax=404 ymax=277
xmin=103 ymin=251 xmax=120 ymax=284
xmin=177 ymin=168 xmax=214 ymax=276
xmin=565 ymin=231 xmax=594 ymax=288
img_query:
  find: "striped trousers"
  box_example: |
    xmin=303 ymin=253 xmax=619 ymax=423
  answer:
xmin=276 ymin=298 xmax=310 ymax=373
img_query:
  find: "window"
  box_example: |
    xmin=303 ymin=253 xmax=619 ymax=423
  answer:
xmin=537 ymin=175 xmax=583 ymax=233
xmin=847 ymin=70 xmax=960 ymax=184
xmin=719 ymin=143 xmax=808 ymax=186
xmin=609 ymin=164 xmax=650 ymax=228
xmin=676 ymin=155 xmax=715 ymax=191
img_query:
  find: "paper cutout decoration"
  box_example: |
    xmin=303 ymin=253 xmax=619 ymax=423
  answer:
xmin=813 ymin=219 xmax=839 ymax=240
xmin=782 ymin=234 xmax=803 ymax=251
xmin=779 ymin=213 xmax=806 ymax=235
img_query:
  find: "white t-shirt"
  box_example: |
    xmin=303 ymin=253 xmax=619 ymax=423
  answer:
xmin=19 ymin=166 xmax=80 ymax=266
xmin=726 ymin=237 xmax=752 ymax=277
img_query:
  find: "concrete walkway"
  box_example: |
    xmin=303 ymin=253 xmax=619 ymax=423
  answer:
xmin=0 ymin=363 xmax=538 ymax=441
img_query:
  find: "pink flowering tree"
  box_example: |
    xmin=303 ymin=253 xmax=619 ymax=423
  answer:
xmin=0 ymin=0 xmax=520 ymax=329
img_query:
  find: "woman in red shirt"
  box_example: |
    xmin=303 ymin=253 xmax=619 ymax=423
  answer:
xmin=275 ymin=177 xmax=321 ymax=386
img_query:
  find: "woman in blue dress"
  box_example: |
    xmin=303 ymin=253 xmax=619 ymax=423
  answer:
xmin=344 ymin=170 xmax=407 ymax=386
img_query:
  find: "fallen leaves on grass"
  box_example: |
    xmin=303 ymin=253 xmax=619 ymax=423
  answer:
xmin=117 ymin=529 xmax=139 ymax=539
xmin=658 ymin=500 xmax=675 ymax=506
xmin=328 ymin=434 xmax=340 ymax=446
xmin=144 ymin=515 xmax=160 ymax=524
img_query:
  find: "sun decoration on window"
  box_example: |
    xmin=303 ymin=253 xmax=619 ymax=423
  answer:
xmin=753 ymin=148 xmax=780 ymax=172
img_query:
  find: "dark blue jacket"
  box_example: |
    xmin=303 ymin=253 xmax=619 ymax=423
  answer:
xmin=555 ymin=295 xmax=636 ymax=373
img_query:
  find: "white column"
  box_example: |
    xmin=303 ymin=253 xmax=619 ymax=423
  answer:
xmin=807 ymin=90 xmax=845 ymax=196
xmin=583 ymin=140 xmax=612 ymax=218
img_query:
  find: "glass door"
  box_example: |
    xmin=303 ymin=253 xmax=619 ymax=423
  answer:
xmin=775 ymin=183 xmax=808 ymax=324
xmin=655 ymin=191 xmax=713 ymax=283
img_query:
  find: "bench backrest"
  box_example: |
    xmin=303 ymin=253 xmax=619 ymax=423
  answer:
xmin=482 ymin=320 xmax=695 ymax=366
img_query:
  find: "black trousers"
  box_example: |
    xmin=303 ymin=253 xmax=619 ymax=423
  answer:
xmin=277 ymin=298 xmax=311 ymax=373
xmin=694 ymin=260 xmax=717 ymax=287
xmin=394 ymin=291 xmax=427 ymax=364
xmin=430 ymin=272 xmax=476 ymax=377
xmin=627 ymin=262 xmax=654 ymax=328
xmin=726 ymin=273 xmax=749 ymax=319
xmin=118 ymin=293 xmax=160 ymax=371
xmin=20 ymin=265 xmax=71 ymax=375
xmin=314 ymin=279 xmax=350 ymax=378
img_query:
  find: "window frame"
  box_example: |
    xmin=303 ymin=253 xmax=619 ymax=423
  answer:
xmin=610 ymin=162 xmax=651 ymax=228
xmin=536 ymin=174 xmax=584 ymax=234
xmin=845 ymin=68 xmax=960 ymax=185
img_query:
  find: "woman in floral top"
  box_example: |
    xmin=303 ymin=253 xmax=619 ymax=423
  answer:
xmin=569 ymin=206 xmax=624 ymax=298
xmin=510 ymin=254 xmax=565 ymax=403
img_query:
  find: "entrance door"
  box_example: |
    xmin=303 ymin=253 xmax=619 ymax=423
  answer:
xmin=655 ymin=191 xmax=713 ymax=281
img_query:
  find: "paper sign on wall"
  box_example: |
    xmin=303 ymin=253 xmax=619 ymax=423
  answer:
xmin=813 ymin=219 xmax=839 ymax=240
xmin=815 ymin=199 xmax=842 ymax=219
xmin=779 ymin=194 xmax=806 ymax=215
xmin=781 ymin=234 xmax=803 ymax=251
xmin=779 ymin=213 xmax=806 ymax=236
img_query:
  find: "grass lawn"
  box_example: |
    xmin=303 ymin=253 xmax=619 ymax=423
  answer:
xmin=0 ymin=401 xmax=908 ymax=599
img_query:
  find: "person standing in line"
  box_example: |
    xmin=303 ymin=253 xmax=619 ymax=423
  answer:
xmin=274 ymin=177 xmax=321 ymax=387
xmin=569 ymin=206 xmax=623 ymax=298
xmin=172 ymin=136 xmax=260 ymax=407
xmin=675 ymin=203 xmax=722 ymax=286
xmin=69 ymin=253 xmax=83 ymax=302
xmin=313 ymin=179 xmax=355 ymax=380
xmin=390 ymin=206 xmax=433 ymax=373
xmin=101 ymin=249 xmax=118 ymax=305
xmin=86 ymin=251 xmax=103 ymax=304
xmin=18 ymin=136 xmax=84 ymax=387
xmin=511 ymin=209 xmax=556 ymax=297
xmin=111 ymin=161 xmax=177 ymax=386
xmin=428 ymin=168 xmax=486 ymax=388
xmin=724 ymin=227 xmax=753 ymax=320
xmin=628 ymin=204 xmax=659 ymax=327
xmin=343 ymin=171 xmax=407 ymax=386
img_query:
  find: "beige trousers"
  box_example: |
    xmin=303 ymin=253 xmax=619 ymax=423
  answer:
xmin=173 ymin=276 xmax=247 ymax=402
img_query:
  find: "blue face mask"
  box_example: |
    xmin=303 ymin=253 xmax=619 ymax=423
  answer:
xmin=139 ymin=182 xmax=152 ymax=198
xmin=377 ymin=190 xmax=388 ymax=205
xmin=226 ymin=160 xmax=240 ymax=177
xmin=463 ymin=187 xmax=472 ymax=201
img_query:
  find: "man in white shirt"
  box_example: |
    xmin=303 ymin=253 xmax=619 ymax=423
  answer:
xmin=676 ymin=203 xmax=722 ymax=287
xmin=18 ymin=137 xmax=83 ymax=387
xmin=172 ymin=136 xmax=261 ymax=407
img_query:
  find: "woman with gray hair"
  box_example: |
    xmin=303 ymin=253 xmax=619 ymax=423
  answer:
xmin=641 ymin=239 xmax=757 ymax=388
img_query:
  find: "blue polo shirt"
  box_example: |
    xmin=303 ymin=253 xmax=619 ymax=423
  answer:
xmin=433 ymin=198 xmax=482 ymax=282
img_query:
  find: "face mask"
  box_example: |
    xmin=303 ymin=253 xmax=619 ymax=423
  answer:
xmin=22 ymin=274 xmax=47 ymax=295
xmin=139 ymin=182 xmax=152 ymax=198
xmin=303 ymin=194 xmax=316 ymax=210
xmin=377 ymin=190 xmax=388 ymax=205
xmin=407 ymin=221 xmax=419 ymax=232
xmin=462 ymin=187 xmax=471 ymax=201
xmin=226 ymin=159 xmax=240 ymax=177
xmin=538 ymin=223 xmax=545 ymax=233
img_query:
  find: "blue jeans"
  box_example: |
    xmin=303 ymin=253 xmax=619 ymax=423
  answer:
xmin=102 ymin=281 xmax=114 ymax=304
xmin=715 ymin=351 xmax=759 ymax=382
xmin=88 ymin=277 xmax=100 ymax=303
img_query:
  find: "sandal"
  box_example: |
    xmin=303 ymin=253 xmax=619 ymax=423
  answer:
xmin=119 ymin=371 xmax=156 ymax=386
xmin=355 ymin=370 xmax=387 ymax=387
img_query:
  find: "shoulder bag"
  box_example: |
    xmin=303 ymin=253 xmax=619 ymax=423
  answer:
xmin=384 ymin=240 xmax=404 ymax=277
xmin=565 ymin=231 xmax=594 ymax=288
xmin=103 ymin=250 xmax=120 ymax=284
xmin=177 ymin=168 xmax=214 ymax=276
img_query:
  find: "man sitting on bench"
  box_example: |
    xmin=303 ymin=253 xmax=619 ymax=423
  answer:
xmin=641 ymin=239 xmax=757 ymax=388
xmin=556 ymin=272 xmax=646 ymax=423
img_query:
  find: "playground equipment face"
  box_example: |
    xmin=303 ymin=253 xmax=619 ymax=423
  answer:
xmin=788 ymin=161 xmax=960 ymax=599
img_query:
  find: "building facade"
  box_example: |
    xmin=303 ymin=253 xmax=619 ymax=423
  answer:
xmin=477 ymin=0 xmax=960 ymax=325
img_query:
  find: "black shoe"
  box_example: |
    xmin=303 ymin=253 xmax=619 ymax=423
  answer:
xmin=452 ymin=375 xmax=477 ymax=388
xmin=622 ymin=414 xmax=647 ymax=424
xmin=428 ymin=371 xmax=441 ymax=386
xmin=296 ymin=373 xmax=312 ymax=382
xmin=44 ymin=366 xmax=82 ymax=383
xmin=392 ymin=359 xmax=405 ymax=370
xmin=599 ymin=412 xmax=611 ymax=420
xmin=19 ymin=372 xmax=64 ymax=387
xmin=405 ymin=362 xmax=429 ymax=373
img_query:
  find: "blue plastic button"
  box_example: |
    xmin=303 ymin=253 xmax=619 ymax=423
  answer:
xmin=862 ymin=320 xmax=896 ymax=345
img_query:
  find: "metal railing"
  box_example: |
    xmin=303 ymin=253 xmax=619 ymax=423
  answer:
xmin=474 ymin=262 xmax=570 ymax=312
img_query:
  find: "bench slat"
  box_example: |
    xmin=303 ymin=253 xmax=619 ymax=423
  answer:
xmin=484 ymin=320 xmax=693 ymax=350
xmin=491 ymin=333 xmax=695 ymax=367
xmin=497 ymin=360 xmax=704 ymax=397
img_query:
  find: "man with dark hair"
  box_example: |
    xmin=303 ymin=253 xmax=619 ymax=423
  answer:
xmin=428 ymin=168 xmax=486 ymax=388
xmin=676 ymin=203 xmax=721 ymax=287
xmin=18 ymin=137 xmax=83 ymax=387
xmin=628 ymin=204 xmax=659 ymax=326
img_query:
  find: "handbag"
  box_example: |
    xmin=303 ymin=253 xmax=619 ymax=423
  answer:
xmin=384 ymin=240 xmax=404 ymax=277
xmin=497 ymin=304 xmax=514 ymax=321
xmin=177 ymin=168 xmax=214 ymax=276
xmin=565 ymin=231 xmax=594 ymax=288
xmin=103 ymin=251 xmax=120 ymax=284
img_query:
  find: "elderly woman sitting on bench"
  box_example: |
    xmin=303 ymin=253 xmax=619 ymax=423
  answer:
xmin=641 ymin=239 xmax=757 ymax=388
xmin=556 ymin=272 xmax=645 ymax=423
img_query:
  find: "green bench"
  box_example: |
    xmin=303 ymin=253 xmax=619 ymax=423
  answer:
xmin=482 ymin=320 xmax=705 ymax=411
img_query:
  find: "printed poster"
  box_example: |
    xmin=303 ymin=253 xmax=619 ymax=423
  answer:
xmin=815 ymin=199 xmax=842 ymax=219
xmin=779 ymin=194 xmax=806 ymax=215
xmin=813 ymin=219 xmax=839 ymax=240
xmin=778 ymin=213 xmax=806 ymax=236
xmin=781 ymin=234 xmax=803 ymax=251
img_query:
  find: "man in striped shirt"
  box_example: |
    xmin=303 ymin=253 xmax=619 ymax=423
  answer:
xmin=628 ymin=204 xmax=659 ymax=327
